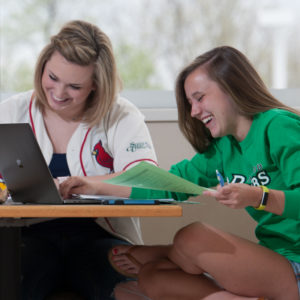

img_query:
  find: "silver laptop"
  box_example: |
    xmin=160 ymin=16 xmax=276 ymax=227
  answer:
xmin=0 ymin=123 xmax=115 ymax=205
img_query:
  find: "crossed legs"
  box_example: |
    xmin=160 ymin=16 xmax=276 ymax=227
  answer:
xmin=112 ymin=222 xmax=299 ymax=300
xmin=139 ymin=222 xmax=298 ymax=300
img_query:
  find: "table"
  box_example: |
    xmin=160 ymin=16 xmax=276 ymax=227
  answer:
xmin=0 ymin=203 xmax=182 ymax=218
xmin=0 ymin=204 xmax=182 ymax=300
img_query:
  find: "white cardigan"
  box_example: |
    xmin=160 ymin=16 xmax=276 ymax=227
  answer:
xmin=0 ymin=90 xmax=158 ymax=244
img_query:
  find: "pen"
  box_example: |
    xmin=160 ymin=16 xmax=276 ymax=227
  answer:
xmin=216 ymin=169 xmax=225 ymax=187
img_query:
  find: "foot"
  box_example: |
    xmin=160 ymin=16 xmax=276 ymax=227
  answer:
xmin=109 ymin=244 xmax=169 ymax=278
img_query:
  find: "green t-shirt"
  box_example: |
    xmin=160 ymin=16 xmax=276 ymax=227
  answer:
xmin=131 ymin=109 xmax=300 ymax=262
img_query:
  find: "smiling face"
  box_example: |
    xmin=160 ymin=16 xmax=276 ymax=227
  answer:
xmin=184 ymin=66 xmax=252 ymax=141
xmin=41 ymin=51 xmax=95 ymax=120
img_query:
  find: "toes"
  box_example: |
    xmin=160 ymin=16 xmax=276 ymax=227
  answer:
xmin=111 ymin=244 xmax=133 ymax=255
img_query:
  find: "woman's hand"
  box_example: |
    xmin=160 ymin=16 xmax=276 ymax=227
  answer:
xmin=59 ymin=173 xmax=132 ymax=199
xmin=203 ymin=183 xmax=285 ymax=215
xmin=203 ymin=183 xmax=262 ymax=209
xmin=59 ymin=176 xmax=102 ymax=199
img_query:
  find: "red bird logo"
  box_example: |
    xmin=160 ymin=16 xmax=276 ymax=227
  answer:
xmin=92 ymin=140 xmax=114 ymax=171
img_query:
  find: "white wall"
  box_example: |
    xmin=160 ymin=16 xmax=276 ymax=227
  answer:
xmin=121 ymin=88 xmax=300 ymax=122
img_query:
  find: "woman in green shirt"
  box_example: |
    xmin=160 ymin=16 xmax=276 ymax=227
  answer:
xmin=60 ymin=46 xmax=300 ymax=300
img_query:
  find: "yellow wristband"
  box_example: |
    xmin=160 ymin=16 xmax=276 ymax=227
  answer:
xmin=255 ymin=185 xmax=269 ymax=210
xmin=0 ymin=182 xmax=7 ymax=191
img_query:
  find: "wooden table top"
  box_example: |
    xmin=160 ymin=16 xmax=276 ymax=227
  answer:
xmin=0 ymin=204 xmax=182 ymax=218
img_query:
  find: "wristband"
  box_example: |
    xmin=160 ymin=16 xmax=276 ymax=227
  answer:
xmin=0 ymin=182 xmax=6 ymax=191
xmin=255 ymin=185 xmax=269 ymax=210
xmin=0 ymin=182 xmax=8 ymax=203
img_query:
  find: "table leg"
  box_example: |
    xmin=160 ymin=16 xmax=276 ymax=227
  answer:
xmin=0 ymin=227 xmax=21 ymax=300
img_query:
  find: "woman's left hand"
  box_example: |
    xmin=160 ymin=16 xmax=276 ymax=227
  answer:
xmin=203 ymin=183 xmax=261 ymax=209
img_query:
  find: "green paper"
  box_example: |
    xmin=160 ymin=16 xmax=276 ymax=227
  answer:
xmin=103 ymin=161 xmax=212 ymax=195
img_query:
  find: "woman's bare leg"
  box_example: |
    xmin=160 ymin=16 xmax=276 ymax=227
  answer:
xmin=138 ymin=258 xmax=263 ymax=300
xmin=166 ymin=222 xmax=298 ymax=300
xmin=139 ymin=258 xmax=221 ymax=300
xmin=113 ymin=281 xmax=152 ymax=300
xmin=112 ymin=223 xmax=298 ymax=299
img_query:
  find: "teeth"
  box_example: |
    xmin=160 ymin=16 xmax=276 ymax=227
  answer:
xmin=202 ymin=116 xmax=213 ymax=124
xmin=53 ymin=95 xmax=66 ymax=101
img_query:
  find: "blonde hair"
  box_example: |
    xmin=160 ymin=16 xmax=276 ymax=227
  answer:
xmin=175 ymin=46 xmax=300 ymax=153
xmin=34 ymin=20 xmax=122 ymax=126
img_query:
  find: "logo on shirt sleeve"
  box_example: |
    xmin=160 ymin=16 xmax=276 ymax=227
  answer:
xmin=126 ymin=142 xmax=151 ymax=152
xmin=92 ymin=140 xmax=114 ymax=171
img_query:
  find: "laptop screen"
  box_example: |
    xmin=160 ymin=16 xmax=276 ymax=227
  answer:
xmin=0 ymin=123 xmax=64 ymax=204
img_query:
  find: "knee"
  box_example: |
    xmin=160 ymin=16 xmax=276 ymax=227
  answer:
xmin=173 ymin=222 xmax=207 ymax=258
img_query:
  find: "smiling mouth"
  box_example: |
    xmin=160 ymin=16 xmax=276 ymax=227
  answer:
xmin=52 ymin=94 xmax=69 ymax=103
xmin=202 ymin=115 xmax=213 ymax=125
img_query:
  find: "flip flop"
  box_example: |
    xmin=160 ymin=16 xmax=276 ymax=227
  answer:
xmin=108 ymin=246 xmax=142 ymax=278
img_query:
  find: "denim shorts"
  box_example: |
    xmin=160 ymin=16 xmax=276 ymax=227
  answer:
xmin=288 ymin=260 xmax=300 ymax=296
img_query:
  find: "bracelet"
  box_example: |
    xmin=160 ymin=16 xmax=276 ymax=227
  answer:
xmin=255 ymin=185 xmax=269 ymax=210
xmin=0 ymin=182 xmax=6 ymax=191
xmin=0 ymin=183 xmax=8 ymax=203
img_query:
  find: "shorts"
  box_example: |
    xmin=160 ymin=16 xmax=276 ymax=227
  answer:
xmin=288 ymin=260 xmax=300 ymax=297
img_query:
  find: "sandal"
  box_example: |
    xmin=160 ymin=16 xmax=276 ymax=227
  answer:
xmin=108 ymin=246 xmax=142 ymax=278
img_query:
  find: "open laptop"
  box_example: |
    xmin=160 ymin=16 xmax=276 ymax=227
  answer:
xmin=0 ymin=123 xmax=130 ymax=205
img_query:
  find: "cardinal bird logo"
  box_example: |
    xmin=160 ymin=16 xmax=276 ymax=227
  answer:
xmin=92 ymin=140 xmax=114 ymax=171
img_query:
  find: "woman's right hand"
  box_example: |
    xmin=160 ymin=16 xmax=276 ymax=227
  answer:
xmin=59 ymin=176 xmax=102 ymax=199
xmin=59 ymin=173 xmax=132 ymax=199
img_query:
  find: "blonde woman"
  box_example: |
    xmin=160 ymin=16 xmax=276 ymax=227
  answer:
xmin=0 ymin=20 xmax=157 ymax=300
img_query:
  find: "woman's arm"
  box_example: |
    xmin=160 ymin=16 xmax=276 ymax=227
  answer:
xmin=59 ymin=172 xmax=132 ymax=199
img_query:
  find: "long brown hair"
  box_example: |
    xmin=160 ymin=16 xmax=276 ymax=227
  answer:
xmin=175 ymin=46 xmax=299 ymax=153
xmin=34 ymin=20 xmax=122 ymax=126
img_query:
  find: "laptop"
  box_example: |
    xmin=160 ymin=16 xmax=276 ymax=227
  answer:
xmin=0 ymin=123 xmax=130 ymax=205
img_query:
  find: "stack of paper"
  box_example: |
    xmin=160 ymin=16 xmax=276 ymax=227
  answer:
xmin=103 ymin=161 xmax=212 ymax=195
